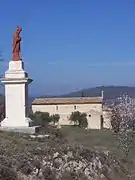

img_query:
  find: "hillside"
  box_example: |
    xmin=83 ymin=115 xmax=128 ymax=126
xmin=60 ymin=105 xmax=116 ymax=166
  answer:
xmin=60 ymin=86 xmax=135 ymax=100
xmin=2 ymin=86 xmax=135 ymax=102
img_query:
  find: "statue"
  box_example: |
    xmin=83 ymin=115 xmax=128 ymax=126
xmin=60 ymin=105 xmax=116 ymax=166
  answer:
xmin=12 ymin=26 xmax=22 ymax=61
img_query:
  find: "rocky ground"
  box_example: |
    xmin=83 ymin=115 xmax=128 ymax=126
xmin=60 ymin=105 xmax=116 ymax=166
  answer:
xmin=0 ymin=127 xmax=134 ymax=180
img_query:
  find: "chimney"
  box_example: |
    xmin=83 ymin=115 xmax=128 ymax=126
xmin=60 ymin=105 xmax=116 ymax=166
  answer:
xmin=101 ymin=90 xmax=104 ymax=99
xmin=81 ymin=92 xmax=84 ymax=97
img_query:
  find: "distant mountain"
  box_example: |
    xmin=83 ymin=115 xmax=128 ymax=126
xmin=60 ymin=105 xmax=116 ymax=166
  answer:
xmin=59 ymin=86 xmax=135 ymax=100
xmin=23 ymin=86 xmax=135 ymax=102
xmin=0 ymin=86 xmax=135 ymax=105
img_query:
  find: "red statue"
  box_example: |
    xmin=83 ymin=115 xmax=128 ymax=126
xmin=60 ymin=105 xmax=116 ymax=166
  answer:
xmin=12 ymin=26 xmax=22 ymax=61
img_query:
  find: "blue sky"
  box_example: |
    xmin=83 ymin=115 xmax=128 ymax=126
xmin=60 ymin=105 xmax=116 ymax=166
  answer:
xmin=0 ymin=0 xmax=135 ymax=95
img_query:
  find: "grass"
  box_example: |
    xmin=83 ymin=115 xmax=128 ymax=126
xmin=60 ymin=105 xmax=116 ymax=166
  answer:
xmin=60 ymin=126 xmax=135 ymax=179
xmin=0 ymin=126 xmax=135 ymax=159
xmin=0 ymin=126 xmax=134 ymax=159
xmin=60 ymin=126 xmax=135 ymax=160
xmin=0 ymin=126 xmax=135 ymax=179
xmin=61 ymin=126 xmax=115 ymax=148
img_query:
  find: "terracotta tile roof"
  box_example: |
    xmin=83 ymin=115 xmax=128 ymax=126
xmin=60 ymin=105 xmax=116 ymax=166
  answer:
xmin=32 ymin=97 xmax=103 ymax=105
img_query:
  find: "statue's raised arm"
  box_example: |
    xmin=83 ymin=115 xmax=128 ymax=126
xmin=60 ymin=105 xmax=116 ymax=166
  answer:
xmin=12 ymin=26 xmax=22 ymax=61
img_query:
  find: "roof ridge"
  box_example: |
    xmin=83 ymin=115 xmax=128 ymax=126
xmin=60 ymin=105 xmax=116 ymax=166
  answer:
xmin=32 ymin=96 xmax=103 ymax=105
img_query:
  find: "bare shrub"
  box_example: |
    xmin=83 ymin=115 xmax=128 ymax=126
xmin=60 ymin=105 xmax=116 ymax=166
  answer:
xmin=0 ymin=165 xmax=17 ymax=180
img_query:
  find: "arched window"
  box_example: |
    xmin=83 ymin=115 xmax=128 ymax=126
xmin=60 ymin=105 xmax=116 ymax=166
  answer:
xmin=74 ymin=105 xmax=77 ymax=110
xmin=56 ymin=106 xmax=58 ymax=110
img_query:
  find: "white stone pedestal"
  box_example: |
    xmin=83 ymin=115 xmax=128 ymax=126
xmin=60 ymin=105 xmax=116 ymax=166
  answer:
xmin=0 ymin=60 xmax=33 ymax=129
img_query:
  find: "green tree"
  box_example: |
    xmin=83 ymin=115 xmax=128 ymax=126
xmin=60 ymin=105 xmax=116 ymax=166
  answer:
xmin=78 ymin=113 xmax=88 ymax=128
xmin=69 ymin=111 xmax=81 ymax=125
xmin=69 ymin=111 xmax=88 ymax=128
xmin=29 ymin=111 xmax=50 ymax=127
xmin=50 ymin=114 xmax=60 ymax=125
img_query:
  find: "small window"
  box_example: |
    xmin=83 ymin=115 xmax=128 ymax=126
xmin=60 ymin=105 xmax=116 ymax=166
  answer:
xmin=89 ymin=114 xmax=91 ymax=117
xmin=74 ymin=105 xmax=77 ymax=110
xmin=56 ymin=106 xmax=58 ymax=110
